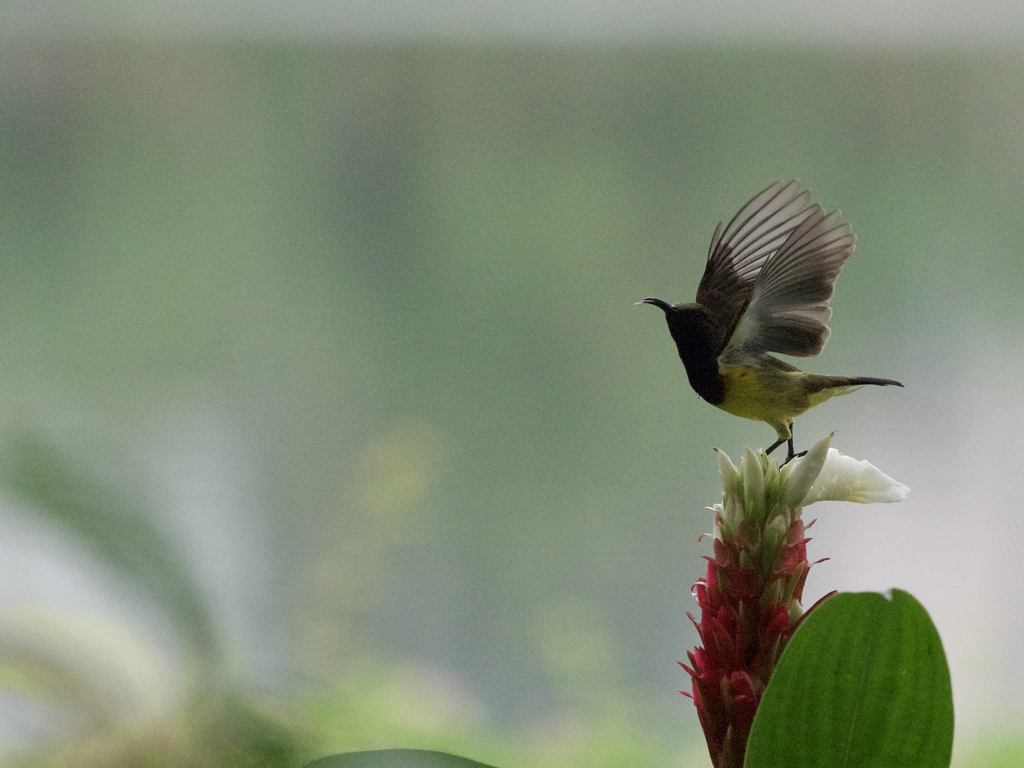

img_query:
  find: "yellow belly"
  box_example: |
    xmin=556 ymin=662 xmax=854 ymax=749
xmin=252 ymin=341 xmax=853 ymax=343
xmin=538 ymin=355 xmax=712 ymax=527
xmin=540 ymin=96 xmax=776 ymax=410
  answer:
xmin=715 ymin=364 xmax=848 ymax=440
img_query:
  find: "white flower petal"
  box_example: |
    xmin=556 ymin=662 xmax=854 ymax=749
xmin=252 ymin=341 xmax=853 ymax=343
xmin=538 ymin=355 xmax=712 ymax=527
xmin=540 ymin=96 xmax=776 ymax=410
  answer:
xmin=742 ymin=449 xmax=766 ymax=521
xmin=802 ymin=449 xmax=910 ymax=505
xmin=716 ymin=447 xmax=739 ymax=488
xmin=782 ymin=433 xmax=833 ymax=509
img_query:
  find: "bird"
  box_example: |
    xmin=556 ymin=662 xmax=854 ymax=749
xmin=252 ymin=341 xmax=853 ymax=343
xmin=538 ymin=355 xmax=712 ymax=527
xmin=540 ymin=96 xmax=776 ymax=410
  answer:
xmin=639 ymin=180 xmax=902 ymax=462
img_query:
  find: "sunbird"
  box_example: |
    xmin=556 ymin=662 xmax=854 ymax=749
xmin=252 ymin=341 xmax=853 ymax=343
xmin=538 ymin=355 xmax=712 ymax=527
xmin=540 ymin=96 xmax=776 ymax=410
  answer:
xmin=640 ymin=180 xmax=902 ymax=461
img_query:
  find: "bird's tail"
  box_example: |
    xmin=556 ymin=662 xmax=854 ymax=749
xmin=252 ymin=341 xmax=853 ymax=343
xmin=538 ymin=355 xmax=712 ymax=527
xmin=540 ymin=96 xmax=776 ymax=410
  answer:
xmin=803 ymin=375 xmax=904 ymax=400
xmin=844 ymin=377 xmax=904 ymax=388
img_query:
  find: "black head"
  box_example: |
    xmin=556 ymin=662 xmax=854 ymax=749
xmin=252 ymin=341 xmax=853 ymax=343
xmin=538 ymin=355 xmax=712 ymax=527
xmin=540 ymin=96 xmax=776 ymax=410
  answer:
xmin=639 ymin=297 xmax=718 ymax=359
xmin=634 ymin=296 xmax=708 ymax=335
xmin=638 ymin=297 xmax=724 ymax=403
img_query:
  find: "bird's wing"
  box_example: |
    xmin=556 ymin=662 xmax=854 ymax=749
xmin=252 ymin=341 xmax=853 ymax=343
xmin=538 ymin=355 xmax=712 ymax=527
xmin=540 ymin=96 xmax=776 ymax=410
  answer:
xmin=696 ymin=181 xmax=819 ymax=355
xmin=718 ymin=204 xmax=855 ymax=365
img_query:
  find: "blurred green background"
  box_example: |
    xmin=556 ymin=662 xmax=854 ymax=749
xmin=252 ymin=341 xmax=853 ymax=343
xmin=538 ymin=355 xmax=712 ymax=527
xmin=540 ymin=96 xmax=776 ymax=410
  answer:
xmin=1 ymin=37 xmax=1023 ymax=767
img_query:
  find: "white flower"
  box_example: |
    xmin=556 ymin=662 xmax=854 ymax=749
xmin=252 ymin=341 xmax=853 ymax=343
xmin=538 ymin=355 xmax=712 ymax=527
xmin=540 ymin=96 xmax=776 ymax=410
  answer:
xmin=799 ymin=451 xmax=910 ymax=505
xmin=781 ymin=433 xmax=910 ymax=507
xmin=711 ymin=434 xmax=907 ymax=546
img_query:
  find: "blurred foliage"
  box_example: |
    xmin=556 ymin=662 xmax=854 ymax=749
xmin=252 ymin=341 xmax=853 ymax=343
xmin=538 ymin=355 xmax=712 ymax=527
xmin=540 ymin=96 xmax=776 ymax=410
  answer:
xmin=305 ymin=751 xmax=498 ymax=768
xmin=0 ymin=430 xmax=691 ymax=766
xmin=302 ymin=662 xmax=688 ymax=768
xmin=0 ymin=432 xmax=219 ymax=661
xmin=957 ymin=735 xmax=1024 ymax=768
xmin=8 ymin=692 xmax=301 ymax=768
xmin=0 ymin=432 xmax=297 ymax=765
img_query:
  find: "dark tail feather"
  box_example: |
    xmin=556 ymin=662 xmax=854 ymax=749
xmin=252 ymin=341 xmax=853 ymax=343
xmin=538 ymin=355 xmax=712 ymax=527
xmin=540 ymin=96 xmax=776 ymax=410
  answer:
xmin=846 ymin=377 xmax=903 ymax=388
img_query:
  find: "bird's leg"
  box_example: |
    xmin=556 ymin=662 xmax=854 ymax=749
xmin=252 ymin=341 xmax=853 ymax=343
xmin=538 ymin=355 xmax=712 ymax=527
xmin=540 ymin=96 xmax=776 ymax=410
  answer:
xmin=781 ymin=428 xmax=807 ymax=466
xmin=785 ymin=436 xmax=798 ymax=463
xmin=768 ymin=426 xmax=808 ymax=465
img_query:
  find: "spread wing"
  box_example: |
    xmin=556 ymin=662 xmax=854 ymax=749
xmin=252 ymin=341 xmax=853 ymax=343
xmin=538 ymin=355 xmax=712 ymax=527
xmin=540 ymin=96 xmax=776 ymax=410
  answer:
xmin=719 ymin=203 xmax=855 ymax=365
xmin=695 ymin=181 xmax=820 ymax=355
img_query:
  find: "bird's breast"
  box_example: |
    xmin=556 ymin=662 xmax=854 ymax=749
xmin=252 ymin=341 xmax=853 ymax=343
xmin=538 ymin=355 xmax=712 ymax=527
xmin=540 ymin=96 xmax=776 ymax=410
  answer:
xmin=716 ymin=365 xmax=810 ymax=421
xmin=682 ymin=354 xmax=726 ymax=405
xmin=717 ymin=367 xmax=764 ymax=417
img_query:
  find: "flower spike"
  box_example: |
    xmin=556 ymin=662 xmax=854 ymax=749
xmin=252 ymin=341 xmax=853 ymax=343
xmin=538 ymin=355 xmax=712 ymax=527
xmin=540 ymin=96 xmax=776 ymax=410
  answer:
xmin=684 ymin=437 xmax=908 ymax=767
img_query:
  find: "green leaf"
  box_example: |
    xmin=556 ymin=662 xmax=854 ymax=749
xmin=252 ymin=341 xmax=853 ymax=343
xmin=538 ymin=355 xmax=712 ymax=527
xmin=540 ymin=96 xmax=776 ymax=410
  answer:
xmin=745 ymin=590 xmax=953 ymax=768
xmin=304 ymin=750 xmax=498 ymax=768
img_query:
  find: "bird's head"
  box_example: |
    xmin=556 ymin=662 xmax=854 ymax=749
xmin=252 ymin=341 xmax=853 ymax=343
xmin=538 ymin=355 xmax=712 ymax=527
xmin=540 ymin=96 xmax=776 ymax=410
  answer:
xmin=638 ymin=297 xmax=708 ymax=326
xmin=638 ymin=298 xmax=715 ymax=355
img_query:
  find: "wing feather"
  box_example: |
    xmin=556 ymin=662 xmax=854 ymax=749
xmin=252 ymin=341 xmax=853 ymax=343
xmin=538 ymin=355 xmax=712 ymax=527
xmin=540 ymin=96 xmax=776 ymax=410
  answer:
xmin=719 ymin=204 xmax=855 ymax=364
xmin=696 ymin=181 xmax=819 ymax=353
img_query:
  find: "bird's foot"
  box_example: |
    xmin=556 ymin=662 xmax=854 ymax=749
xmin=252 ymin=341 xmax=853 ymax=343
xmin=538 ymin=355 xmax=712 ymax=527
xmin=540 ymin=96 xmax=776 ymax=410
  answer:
xmin=766 ymin=434 xmax=807 ymax=465
xmin=780 ymin=449 xmax=807 ymax=467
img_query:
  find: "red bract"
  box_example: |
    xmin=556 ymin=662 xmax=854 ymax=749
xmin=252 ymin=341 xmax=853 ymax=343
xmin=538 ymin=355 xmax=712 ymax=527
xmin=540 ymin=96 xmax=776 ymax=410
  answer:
xmin=683 ymin=516 xmax=818 ymax=767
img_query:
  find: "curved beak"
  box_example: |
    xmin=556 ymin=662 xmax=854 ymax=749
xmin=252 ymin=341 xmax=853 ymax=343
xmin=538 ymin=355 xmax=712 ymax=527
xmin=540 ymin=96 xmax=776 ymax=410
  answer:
xmin=636 ymin=297 xmax=671 ymax=312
